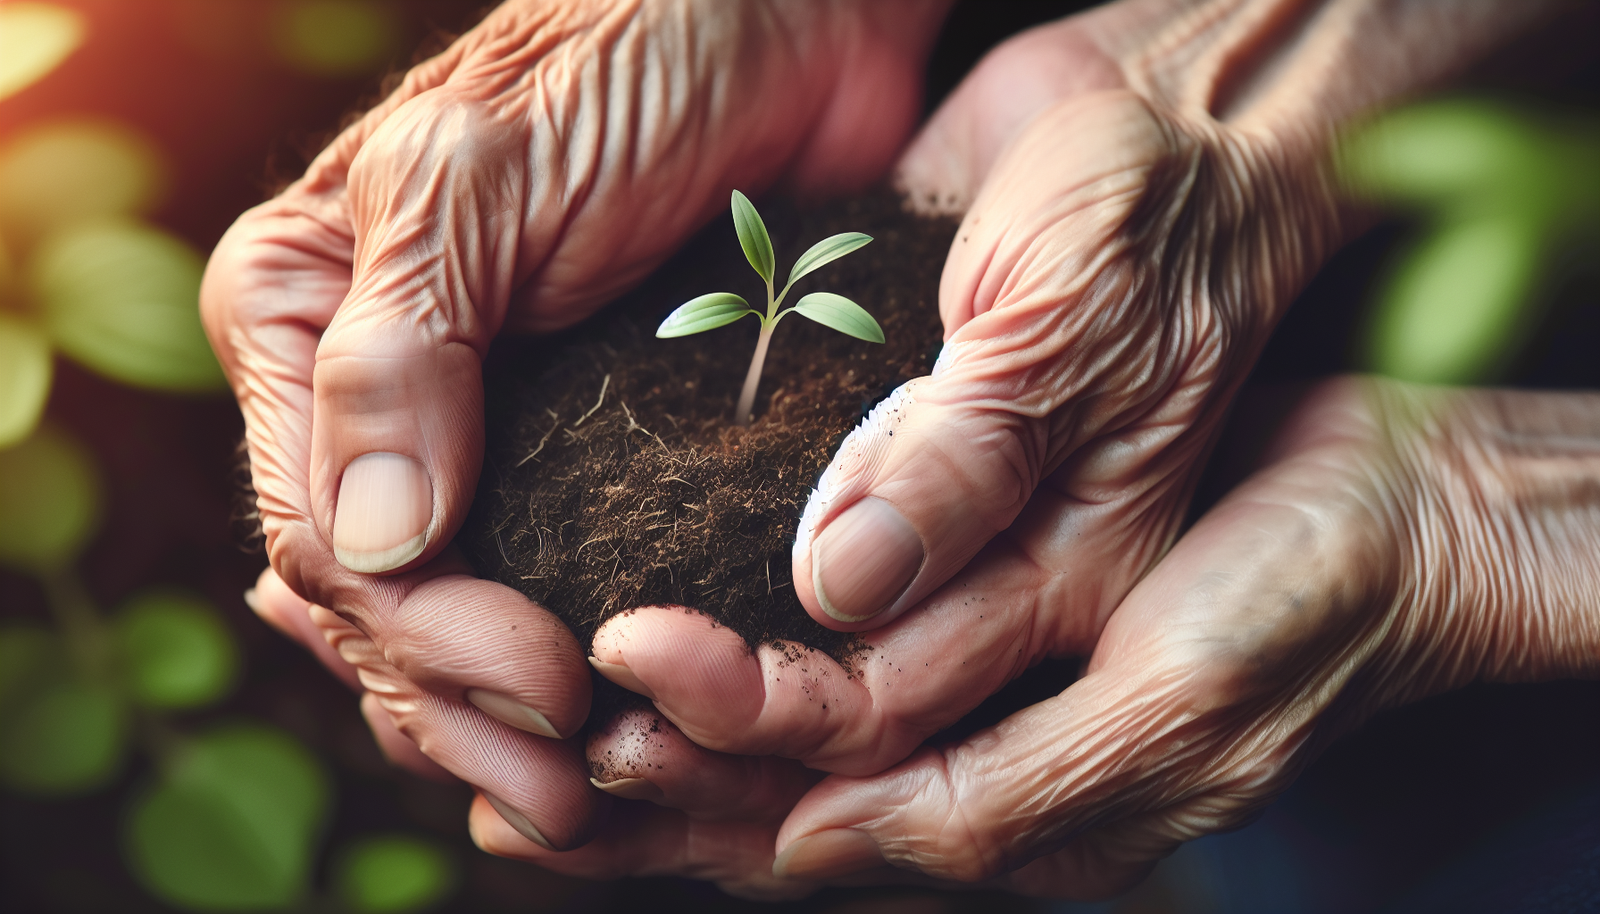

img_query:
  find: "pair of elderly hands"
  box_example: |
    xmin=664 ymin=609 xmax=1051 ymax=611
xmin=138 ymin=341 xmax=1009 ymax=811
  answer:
xmin=201 ymin=0 xmax=1596 ymax=901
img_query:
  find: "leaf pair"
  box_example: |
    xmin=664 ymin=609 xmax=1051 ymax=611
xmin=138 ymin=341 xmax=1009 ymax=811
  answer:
xmin=655 ymin=289 xmax=884 ymax=343
xmin=657 ymin=190 xmax=883 ymax=343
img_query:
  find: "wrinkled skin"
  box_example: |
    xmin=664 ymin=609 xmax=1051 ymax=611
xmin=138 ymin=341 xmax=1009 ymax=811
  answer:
xmin=206 ymin=0 xmax=947 ymax=848
xmin=474 ymin=377 xmax=1600 ymax=897
xmin=216 ymin=0 xmax=1575 ymax=896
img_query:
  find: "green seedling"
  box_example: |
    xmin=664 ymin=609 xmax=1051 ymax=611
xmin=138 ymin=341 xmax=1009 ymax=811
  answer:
xmin=657 ymin=190 xmax=882 ymax=426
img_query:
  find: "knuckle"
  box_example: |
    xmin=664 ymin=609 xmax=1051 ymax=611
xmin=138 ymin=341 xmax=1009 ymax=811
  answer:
xmin=891 ymin=749 xmax=1007 ymax=883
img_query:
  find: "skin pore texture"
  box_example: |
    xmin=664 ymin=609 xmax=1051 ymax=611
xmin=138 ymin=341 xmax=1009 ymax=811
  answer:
xmin=212 ymin=0 xmax=1585 ymax=899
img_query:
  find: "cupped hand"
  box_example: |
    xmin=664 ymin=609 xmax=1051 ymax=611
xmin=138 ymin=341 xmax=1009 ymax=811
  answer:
xmin=768 ymin=377 xmax=1600 ymax=892
xmin=203 ymin=0 xmax=947 ymax=846
xmin=789 ymin=0 xmax=1562 ymax=633
xmin=544 ymin=376 xmax=1600 ymax=895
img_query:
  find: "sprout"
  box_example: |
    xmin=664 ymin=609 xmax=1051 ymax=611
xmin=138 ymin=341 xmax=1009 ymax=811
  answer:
xmin=657 ymin=190 xmax=881 ymax=426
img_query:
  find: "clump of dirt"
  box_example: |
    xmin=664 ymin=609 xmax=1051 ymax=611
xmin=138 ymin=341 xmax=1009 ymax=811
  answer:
xmin=461 ymin=190 xmax=954 ymax=717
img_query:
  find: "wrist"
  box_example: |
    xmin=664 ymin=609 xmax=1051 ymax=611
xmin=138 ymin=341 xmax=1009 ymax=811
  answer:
xmin=1378 ymin=385 xmax=1600 ymax=696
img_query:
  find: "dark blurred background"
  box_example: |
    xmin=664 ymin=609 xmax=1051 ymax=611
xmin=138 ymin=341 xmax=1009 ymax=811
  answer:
xmin=0 ymin=2 xmax=1596 ymax=912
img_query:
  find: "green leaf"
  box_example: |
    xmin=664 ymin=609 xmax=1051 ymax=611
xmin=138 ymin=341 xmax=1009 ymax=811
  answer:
xmin=114 ymin=591 xmax=238 ymax=710
xmin=656 ymin=292 xmax=755 ymax=338
xmin=0 ymin=119 xmax=166 ymax=240
xmin=0 ymin=313 xmax=52 ymax=449
xmin=335 ymin=835 xmax=457 ymax=913
xmin=126 ymin=724 xmax=330 ymax=912
xmin=30 ymin=219 xmax=227 ymax=392
xmin=787 ymin=232 xmax=872 ymax=287
xmin=730 ymin=190 xmax=774 ymax=283
xmin=0 ymin=677 xmax=126 ymax=795
xmin=0 ymin=424 xmax=101 ymax=572
xmin=1338 ymin=99 xmax=1572 ymax=223
xmin=791 ymin=292 xmax=884 ymax=343
xmin=1363 ymin=213 xmax=1543 ymax=385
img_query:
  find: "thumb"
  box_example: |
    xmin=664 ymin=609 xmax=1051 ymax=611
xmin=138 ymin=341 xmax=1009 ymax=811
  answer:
xmin=769 ymin=675 xmax=1214 ymax=893
xmin=312 ymin=89 xmax=526 ymax=573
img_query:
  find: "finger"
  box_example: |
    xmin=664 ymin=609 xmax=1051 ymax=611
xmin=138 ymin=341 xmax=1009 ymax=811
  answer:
xmin=468 ymin=793 xmax=814 ymax=901
xmin=296 ymin=572 xmax=593 ymax=740
xmin=795 ymin=92 xmax=1213 ymax=632
xmin=768 ymin=675 xmax=1260 ymax=890
xmin=585 ymin=705 xmax=820 ymax=821
xmin=244 ymin=567 xmax=361 ymax=691
xmin=309 ymin=84 xmax=531 ymax=576
xmin=359 ymin=691 xmax=455 ymax=783
xmin=316 ymin=605 xmax=603 ymax=850
xmin=591 ymin=489 xmax=1118 ymax=776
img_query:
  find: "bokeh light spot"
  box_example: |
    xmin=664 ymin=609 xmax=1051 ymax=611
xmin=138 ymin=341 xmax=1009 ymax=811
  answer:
xmin=336 ymin=835 xmax=458 ymax=913
xmin=29 ymin=219 xmax=226 ymax=392
xmin=0 ymin=424 xmax=101 ymax=573
xmin=270 ymin=0 xmax=399 ymax=77
xmin=0 ymin=313 xmax=52 ymax=449
xmin=0 ymin=3 xmax=86 ymax=101
xmin=114 ymin=591 xmax=240 ymax=710
xmin=0 ymin=120 xmax=169 ymax=243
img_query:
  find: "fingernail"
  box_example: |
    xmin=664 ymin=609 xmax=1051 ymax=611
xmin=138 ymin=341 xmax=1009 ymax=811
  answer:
xmin=773 ymin=829 xmax=884 ymax=880
xmin=589 ymin=776 xmax=665 ymax=802
xmin=587 ymin=657 xmax=657 ymax=700
xmin=241 ymin=588 xmax=261 ymax=612
xmin=812 ymin=497 xmax=923 ymax=623
xmin=333 ymin=452 xmax=432 ymax=573
xmin=466 ymin=688 xmax=562 ymax=739
xmin=482 ymin=792 xmax=554 ymax=851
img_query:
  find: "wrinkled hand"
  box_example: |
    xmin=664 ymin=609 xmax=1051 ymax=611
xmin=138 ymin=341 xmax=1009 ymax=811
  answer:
xmin=501 ymin=377 xmax=1600 ymax=896
xmin=768 ymin=377 xmax=1600 ymax=892
xmin=204 ymin=0 xmax=945 ymax=848
xmin=783 ymin=0 xmax=1564 ymax=637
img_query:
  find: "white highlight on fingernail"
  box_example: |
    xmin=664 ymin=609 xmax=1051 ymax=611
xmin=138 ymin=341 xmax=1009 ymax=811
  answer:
xmin=795 ymin=381 xmax=917 ymax=562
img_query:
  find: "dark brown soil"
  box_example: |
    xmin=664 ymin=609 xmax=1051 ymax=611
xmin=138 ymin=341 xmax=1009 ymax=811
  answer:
xmin=461 ymin=191 xmax=955 ymax=716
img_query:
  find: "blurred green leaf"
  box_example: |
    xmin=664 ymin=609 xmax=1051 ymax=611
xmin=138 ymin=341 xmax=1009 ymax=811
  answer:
xmin=1340 ymin=100 xmax=1560 ymax=218
xmin=335 ymin=835 xmax=457 ymax=913
xmin=656 ymin=292 xmax=754 ymax=338
xmin=0 ymin=624 xmax=56 ymax=711
xmin=0 ymin=424 xmax=100 ymax=572
xmin=114 ymin=591 xmax=239 ymax=710
xmin=0 ymin=3 xmax=86 ymax=102
xmin=29 ymin=219 xmax=226 ymax=392
xmin=791 ymin=292 xmax=885 ymax=343
xmin=126 ymin=724 xmax=330 ymax=912
xmin=0 ymin=677 xmax=126 ymax=795
xmin=0 ymin=119 xmax=167 ymax=241
xmin=0 ymin=313 xmax=52 ymax=449
xmin=1364 ymin=214 xmax=1543 ymax=384
xmin=731 ymin=190 xmax=775 ymax=284
xmin=270 ymin=0 xmax=399 ymax=78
